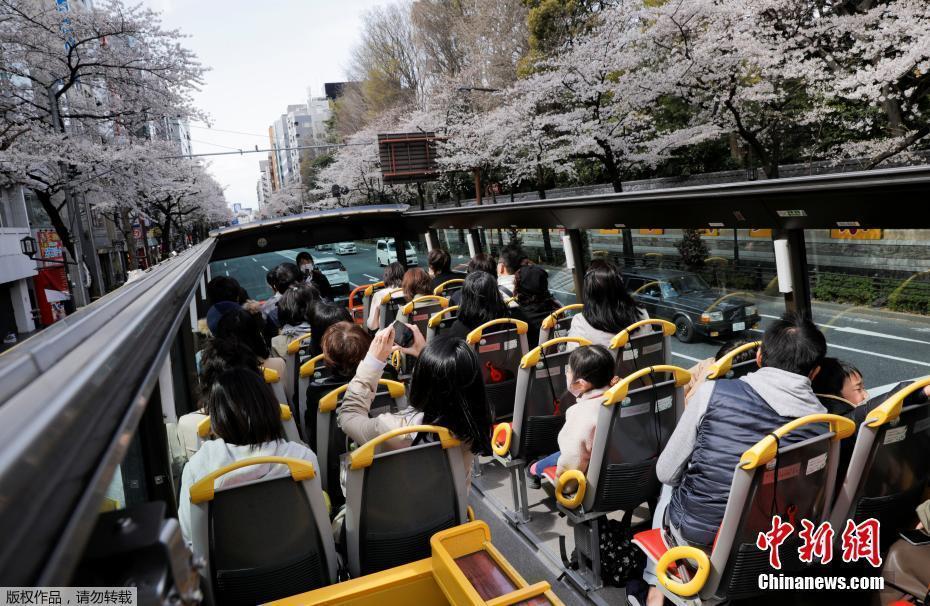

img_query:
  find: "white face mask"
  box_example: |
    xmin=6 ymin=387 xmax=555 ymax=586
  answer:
xmin=566 ymin=368 xmax=585 ymax=398
xmin=300 ymin=263 xmax=313 ymax=275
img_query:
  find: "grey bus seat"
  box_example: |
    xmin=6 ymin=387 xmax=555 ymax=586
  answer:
xmin=396 ymin=295 xmax=449 ymax=373
xmin=829 ymin=377 xmax=930 ymax=551
xmin=538 ymin=303 xmax=582 ymax=345
xmin=634 ymin=414 xmax=855 ymax=606
xmin=262 ymin=367 xmax=288 ymax=409
xmin=196 ymin=404 xmax=302 ymax=450
xmin=465 ymin=318 xmax=530 ymax=422
xmin=491 ymin=336 xmax=593 ymax=524
xmin=547 ymin=365 xmax=690 ymax=591
xmin=344 ymin=425 xmax=469 ymax=577
xmin=297 ymin=354 xmax=331 ymax=442
xmin=608 ymin=319 xmax=676 ymax=386
xmin=706 ymin=341 xmax=761 ymax=381
xmin=377 ymin=288 xmax=404 ymax=329
xmin=427 ymin=306 xmax=459 ymax=342
xmin=361 ymin=281 xmax=385 ymax=324
xmin=283 ymin=332 xmax=313 ymax=406
xmin=433 ymin=278 xmax=464 ymax=298
xmin=188 ymin=455 xmax=337 ymax=606
xmin=316 ymin=379 xmax=407 ymax=506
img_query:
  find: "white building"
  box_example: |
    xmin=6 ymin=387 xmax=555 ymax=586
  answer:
xmin=0 ymin=187 xmax=38 ymax=342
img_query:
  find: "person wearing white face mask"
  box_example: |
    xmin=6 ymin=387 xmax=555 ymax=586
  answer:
xmin=296 ymin=251 xmax=333 ymax=299
xmin=526 ymin=344 xmax=619 ymax=486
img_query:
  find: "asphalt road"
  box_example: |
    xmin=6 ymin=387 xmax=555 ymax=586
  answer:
xmin=213 ymin=248 xmax=930 ymax=390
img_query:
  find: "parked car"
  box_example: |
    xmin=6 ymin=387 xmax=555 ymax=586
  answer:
xmin=335 ymin=241 xmax=357 ymax=255
xmin=376 ymin=239 xmax=418 ymax=266
xmin=315 ymin=243 xmax=334 ymax=252
xmin=622 ymin=268 xmax=760 ymax=343
xmin=314 ymin=257 xmax=350 ymax=294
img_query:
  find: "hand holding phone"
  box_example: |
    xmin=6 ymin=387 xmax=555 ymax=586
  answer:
xmin=392 ymin=320 xmax=414 ymax=348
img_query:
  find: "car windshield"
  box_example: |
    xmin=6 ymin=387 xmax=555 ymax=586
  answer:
xmin=317 ymin=261 xmax=343 ymax=271
xmin=387 ymin=242 xmax=395 ymax=251
xmin=663 ymin=274 xmax=711 ymax=297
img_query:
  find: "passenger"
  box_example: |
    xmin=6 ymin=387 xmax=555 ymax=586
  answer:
xmin=206 ymin=276 xmax=245 ymax=307
xmin=683 ymin=337 xmax=759 ymax=403
xmin=178 ymin=367 xmax=317 ymax=546
xmin=204 ymin=302 xmax=284 ymax=378
xmin=445 ymin=271 xmax=516 ymax=341
xmin=512 ymin=264 xmax=560 ymax=348
xmin=366 ymin=261 xmax=405 ymax=331
xmin=449 ymin=253 xmax=497 ymax=305
xmin=567 ymin=260 xmax=649 ymax=349
xmin=261 ymin=263 xmax=301 ymax=328
xmin=270 ymin=282 xmax=318 ymax=359
xmin=497 ymin=244 xmax=528 ymax=300
xmin=526 ymin=345 xmax=619 ymax=486
xmin=427 ymin=248 xmax=458 ymax=290
xmin=296 ymin=251 xmax=333 ymax=300
xmin=337 ymin=324 xmax=493 ymax=478
xmin=309 ymin=301 xmax=353 ymax=357
xmin=812 ymin=357 xmax=930 ymax=422
xmin=402 ymin=267 xmax=432 ymax=302
xmin=321 ymin=321 xmax=372 ymax=381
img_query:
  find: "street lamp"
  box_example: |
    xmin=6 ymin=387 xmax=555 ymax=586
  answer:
xmin=20 ymin=235 xmax=37 ymax=258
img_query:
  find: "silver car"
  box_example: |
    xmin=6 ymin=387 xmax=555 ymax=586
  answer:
xmin=335 ymin=241 xmax=357 ymax=255
xmin=314 ymin=257 xmax=350 ymax=292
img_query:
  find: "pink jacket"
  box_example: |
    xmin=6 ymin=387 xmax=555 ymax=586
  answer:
xmin=555 ymin=387 xmax=609 ymax=477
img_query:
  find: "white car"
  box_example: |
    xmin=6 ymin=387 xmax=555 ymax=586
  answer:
xmin=335 ymin=242 xmax=357 ymax=255
xmin=376 ymin=239 xmax=418 ymax=266
xmin=314 ymin=257 xmax=350 ymax=292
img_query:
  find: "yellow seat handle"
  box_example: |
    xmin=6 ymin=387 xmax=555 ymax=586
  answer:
xmin=540 ymin=304 xmax=583 ymax=330
xmin=706 ymin=341 xmax=761 ymax=380
xmin=609 ymin=319 xmax=676 ymax=350
xmin=555 ymin=469 xmax=586 ymax=510
xmin=433 ymin=278 xmax=464 ymax=296
xmin=428 ymin=306 xmax=460 ymax=328
xmin=198 ymin=404 xmax=292 ymax=438
xmin=319 ymin=379 xmax=405 ymax=413
xmin=466 ymin=318 xmax=529 ymax=345
xmin=350 ymin=425 xmax=461 ymax=469
xmin=866 ymin=376 xmax=930 ymax=428
xmin=740 ymin=413 xmax=856 ymax=470
xmin=401 ymin=295 xmax=449 ymax=316
xmin=286 ymin=332 xmax=313 ymax=355
xmin=363 ymin=281 xmax=385 ymax=297
xmin=520 ymin=336 xmax=593 ymax=368
xmin=656 ymin=546 xmax=711 ymax=598
xmin=492 ymin=423 xmax=512 ymax=457
xmin=189 ymin=456 xmax=315 ymax=504
xmin=262 ymin=367 xmax=280 ymax=384
xmin=604 ymin=365 xmax=692 ymax=405
xmin=299 ymin=353 xmax=325 ymax=379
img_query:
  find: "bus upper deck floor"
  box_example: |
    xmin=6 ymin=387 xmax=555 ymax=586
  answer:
xmin=2 ymin=167 xmax=930 ymax=604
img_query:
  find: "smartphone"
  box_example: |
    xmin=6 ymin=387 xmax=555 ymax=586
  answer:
xmin=392 ymin=321 xmax=414 ymax=348
xmin=899 ymin=529 xmax=930 ymax=546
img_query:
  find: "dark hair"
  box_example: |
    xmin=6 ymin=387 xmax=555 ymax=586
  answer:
xmin=207 ymin=276 xmax=243 ymax=307
xmin=458 ymin=270 xmax=509 ymax=329
xmin=210 ymin=306 xmax=270 ymax=360
xmin=467 ymin=253 xmax=497 ymax=278
xmin=812 ymin=357 xmax=861 ymax=396
xmin=205 ymin=368 xmax=285 ymax=445
xmin=514 ymin=265 xmax=558 ymax=309
xmin=409 ymin=336 xmax=493 ymax=456
xmin=582 ymin=261 xmax=643 ymax=334
xmin=715 ymin=337 xmax=758 ymax=364
xmin=428 ymin=249 xmax=451 ymax=274
xmin=296 ymin=251 xmax=313 ymax=265
xmin=266 ymin=270 xmax=275 ymax=289
xmin=310 ymin=301 xmax=352 ymax=354
xmin=277 ymin=282 xmax=318 ymax=327
xmin=383 ymin=261 xmax=405 ymax=288
xmin=402 ymin=267 xmax=432 ymax=301
xmin=322 ymin=321 xmax=371 ymax=378
xmin=568 ymin=345 xmax=615 ymax=389
xmin=199 ymin=337 xmax=262 ymax=392
xmin=272 ymin=262 xmax=301 ymax=294
xmin=499 ymin=244 xmax=527 ymax=274
xmin=761 ymin=312 xmax=827 ymax=376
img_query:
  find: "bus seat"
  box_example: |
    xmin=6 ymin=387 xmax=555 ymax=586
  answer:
xmin=552 ymin=365 xmax=689 ymax=591
xmin=396 ymin=295 xmax=449 ymax=374
xmin=196 ymin=404 xmax=303 ymax=450
xmin=466 ymin=318 xmax=530 ymax=422
xmin=344 ymin=425 xmax=469 ymax=577
xmin=296 ymin=354 xmax=331 ymax=440
xmin=378 ymin=288 xmax=404 ymax=329
xmin=608 ymin=319 xmax=676 ymax=385
xmin=348 ymin=284 xmax=369 ymax=325
xmin=188 ymin=455 xmax=337 ymax=606
xmin=433 ymin=278 xmax=464 ymax=298
xmin=262 ymin=366 xmax=288 ymax=409
xmin=491 ymin=336 xmax=592 ymax=524
xmin=706 ymin=341 xmax=761 ymax=381
xmin=829 ymin=377 xmax=930 ymax=551
xmin=635 ymin=414 xmax=855 ymax=606
xmin=316 ymin=379 xmax=408 ymax=507
xmin=538 ymin=304 xmax=582 ymax=346
xmin=426 ymin=306 xmax=459 ymax=342
xmin=361 ymin=281 xmax=385 ymax=324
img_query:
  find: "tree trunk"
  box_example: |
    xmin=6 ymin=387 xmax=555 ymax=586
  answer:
xmin=120 ymin=208 xmax=139 ymax=271
xmin=160 ymin=219 xmax=172 ymax=255
xmin=598 ymin=144 xmax=623 ymax=192
xmin=541 ymin=228 xmax=554 ymax=263
xmin=36 ymin=191 xmax=76 ymax=260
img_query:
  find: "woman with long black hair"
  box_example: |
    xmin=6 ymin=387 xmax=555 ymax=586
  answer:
xmin=567 ymin=259 xmax=650 ymax=349
xmin=446 ymin=270 xmax=520 ymax=341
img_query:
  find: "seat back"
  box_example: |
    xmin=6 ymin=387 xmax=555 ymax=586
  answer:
xmin=361 ymin=281 xmax=385 ymax=323
xmin=538 ymin=304 xmax=582 ymax=345
xmin=427 ymin=306 xmax=459 ymax=342
xmin=297 ymin=354 xmax=330 ymax=441
xmin=188 ymin=456 xmax=337 ymax=606
xmin=433 ymin=278 xmax=464 ymax=298
xmin=348 ymin=284 xmax=370 ymax=325
xmin=466 ymin=319 xmax=530 ymax=421
xmin=344 ymin=426 xmax=468 ymax=577
xmin=707 ymin=341 xmax=761 ymax=381
xmin=608 ymin=320 xmax=676 ymax=385
xmin=704 ymin=415 xmax=855 ymax=602
xmin=262 ymin=367 xmax=288 ymax=408
xmin=397 ymin=295 xmax=449 ymax=339
xmin=316 ymin=380 xmax=408 ymax=506
xmin=584 ymin=366 xmax=689 ymax=513
xmin=510 ymin=337 xmax=592 ymax=460
xmin=378 ymin=288 xmax=404 ymax=329
xmin=196 ymin=404 xmax=302 ymax=450
xmin=829 ymin=379 xmax=930 ymax=550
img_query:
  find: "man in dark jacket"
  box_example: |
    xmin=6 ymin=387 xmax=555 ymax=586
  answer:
xmin=427 ymin=248 xmax=459 ymax=291
xmin=296 ymin=251 xmax=333 ymax=300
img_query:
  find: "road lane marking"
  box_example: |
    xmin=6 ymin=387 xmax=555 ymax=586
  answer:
xmin=225 ymin=271 xmax=229 ymax=276
xmin=261 ymin=266 xmax=268 ymax=271
xmin=363 ymin=274 xmax=380 ymax=281
xmin=672 ymin=351 xmax=703 ymax=363
xmin=552 ymin=289 xmax=575 ymax=296
xmin=762 ymin=314 xmax=930 ymax=346
xmin=251 ymin=257 xmax=257 ymax=262
xmin=749 ymin=328 xmax=930 ymax=368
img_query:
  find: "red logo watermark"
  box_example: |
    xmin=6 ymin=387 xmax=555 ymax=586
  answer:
xmin=756 ymin=517 xmax=882 ymax=569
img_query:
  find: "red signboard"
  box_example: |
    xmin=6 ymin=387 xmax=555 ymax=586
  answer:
xmin=34 ymin=229 xmax=70 ymax=326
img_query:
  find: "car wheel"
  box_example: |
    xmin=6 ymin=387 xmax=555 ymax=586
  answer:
xmin=674 ymin=315 xmax=696 ymax=344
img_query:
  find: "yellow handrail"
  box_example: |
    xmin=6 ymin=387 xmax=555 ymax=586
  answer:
xmin=428 ymin=305 xmax=459 ymax=328
xmin=286 ymin=332 xmax=313 ymax=355
xmin=603 ymin=365 xmax=691 ymax=405
xmin=262 ymin=367 xmax=280 ymax=384
xmin=466 ymin=318 xmax=529 ymax=345
xmin=198 ymin=404 xmax=292 ymax=438
xmin=492 ymin=423 xmax=512 ymax=457
xmin=318 ymin=379 xmax=405 ymax=413
xmin=555 ymin=469 xmax=586 ymax=510
xmin=299 ymin=353 xmax=325 ymax=379
xmin=540 ymin=303 xmax=583 ymax=330
xmin=655 ymin=546 xmax=711 ymax=598
xmin=433 ymin=278 xmax=464 ymax=296
xmin=520 ymin=336 xmax=592 ymax=368
xmin=740 ymin=413 xmax=856 ymax=470
xmin=609 ymin=319 xmax=676 ymax=350
xmin=363 ymin=281 xmax=385 ymax=297
xmin=865 ymin=376 xmax=930 ymax=428
xmin=706 ymin=341 xmax=761 ymax=380
xmin=400 ymin=295 xmax=449 ymax=316
xmin=189 ymin=456 xmax=315 ymax=504
xmin=350 ymin=425 xmax=461 ymax=469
